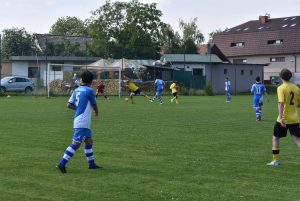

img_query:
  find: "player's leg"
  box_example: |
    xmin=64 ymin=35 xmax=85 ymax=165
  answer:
xmin=130 ymin=92 xmax=135 ymax=104
xmin=267 ymin=123 xmax=287 ymax=166
xmin=140 ymin=91 xmax=151 ymax=101
xmin=84 ymin=136 xmax=102 ymax=169
xmin=289 ymin=124 xmax=300 ymax=149
xmin=157 ymin=91 xmax=163 ymax=104
xmin=57 ymin=129 xmax=83 ymax=173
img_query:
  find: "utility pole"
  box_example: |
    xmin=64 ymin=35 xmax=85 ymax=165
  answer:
xmin=0 ymin=34 xmax=2 ymax=93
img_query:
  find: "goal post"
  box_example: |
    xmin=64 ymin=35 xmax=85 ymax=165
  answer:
xmin=46 ymin=63 xmax=122 ymax=98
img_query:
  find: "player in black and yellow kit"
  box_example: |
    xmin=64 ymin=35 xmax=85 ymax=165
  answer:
xmin=124 ymin=80 xmax=151 ymax=104
xmin=267 ymin=68 xmax=300 ymax=166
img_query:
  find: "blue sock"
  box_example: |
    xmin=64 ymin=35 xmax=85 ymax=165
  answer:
xmin=85 ymin=144 xmax=95 ymax=167
xmin=59 ymin=144 xmax=78 ymax=167
xmin=256 ymin=107 xmax=262 ymax=119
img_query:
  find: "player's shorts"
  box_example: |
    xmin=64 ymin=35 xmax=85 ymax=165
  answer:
xmin=72 ymin=128 xmax=92 ymax=143
xmin=273 ymin=122 xmax=300 ymax=138
xmin=253 ymin=97 xmax=263 ymax=108
xmin=225 ymin=90 xmax=231 ymax=95
xmin=156 ymin=89 xmax=163 ymax=95
xmin=172 ymin=92 xmax=178 ymax=97
xmin=132 ymin=89 xmax=141 ymax=95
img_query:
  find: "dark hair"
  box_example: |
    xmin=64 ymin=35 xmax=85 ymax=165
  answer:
xmin=279 ymin=68 xmax=292 ymax=81
xmin=81 ymin=71 xmax=94 ymax=84
xmin=255 ymin=76 xmax=260 ymax=82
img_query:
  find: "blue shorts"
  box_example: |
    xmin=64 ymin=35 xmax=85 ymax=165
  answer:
xmin=156 ymin=89 xmax=163 ymax=95
xmin=253 ymin=97 xmax=263 ymax=108
xmin=225 ymin=90 xmax=231 ymax=95
xmin=72 ymin=128 xmax=92 ymax=144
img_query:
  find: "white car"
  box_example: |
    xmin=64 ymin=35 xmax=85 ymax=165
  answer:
xmin=0 ymin=76 xmax=35 ymax=94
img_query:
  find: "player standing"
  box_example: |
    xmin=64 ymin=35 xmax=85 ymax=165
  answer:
xmin=170 ymin=80 xmax=179 ymax=104
xmin=151 ymin=77 xmax=165 ymax=104
xmin=96 ymin=81 xmax=108 ymax=99
xmin=57 ymin=71 xmax=101 ymax=173
xmin=267 ymin=68 xmax=300 ymax=166
xmin=225 ymin=77 xmax=231 ymax=102
xmin=251 ymin=76 xmax=268 ymax=121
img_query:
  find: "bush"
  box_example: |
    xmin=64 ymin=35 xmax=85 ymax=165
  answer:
xmin=205 ymin=84 xmax=214 ymax=96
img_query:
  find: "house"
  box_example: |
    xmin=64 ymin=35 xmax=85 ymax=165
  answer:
xmin=161 ymin=54 xmax=264 ymax=94
xmin=212 ymin=15 xmax=300 ymax=81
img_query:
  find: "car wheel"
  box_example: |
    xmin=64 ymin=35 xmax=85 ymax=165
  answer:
xmin=0 ymin=86 xmax=6 ymax=93
xmin=25 ymin=87 xmax=33 ymax=94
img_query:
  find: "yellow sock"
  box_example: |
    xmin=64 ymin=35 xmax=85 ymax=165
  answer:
xmin=272 ymin=148 xmax=280 ymax=162
xmin=145 ymin=95 xmax=151 ymax=99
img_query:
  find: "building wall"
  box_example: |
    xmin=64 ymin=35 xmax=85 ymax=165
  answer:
xmin=1 ymin=62 xmax=12 ymax=76
xmin=229 ymin=54 xmax=300 ymax=80
xmin=210 ymin=64 xmax=264 ymax=94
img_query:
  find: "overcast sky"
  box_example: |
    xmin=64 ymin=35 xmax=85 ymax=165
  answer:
xmin=0 ymin=0 xmax=299 ymax=42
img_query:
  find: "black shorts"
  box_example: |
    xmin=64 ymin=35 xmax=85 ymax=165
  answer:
xmin=172 ymin=92 xmax=178 ymax=97
xmin=273 ymin=122 xmax=300 ymax=138
xmin=132 ymin=89 xmax=141 ymax=95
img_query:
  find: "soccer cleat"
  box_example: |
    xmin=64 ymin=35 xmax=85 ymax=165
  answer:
xmin=89 ymin=164 xmax=103 ymax=169
xmin=170 ymin=99 xmax=174 ymax=102
xmin=150 ymin=99 xmax=154 ymax=103
xmin=267 ymin=161 xmax=280 ymax=166
xmin=56 ymin=164 xmax=67 ymax=173
xmin=256 ymin=118 xmax=261 ymax=121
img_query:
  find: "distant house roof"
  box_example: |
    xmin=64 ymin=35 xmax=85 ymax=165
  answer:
xmin=162 ymin=54 xmax=223 ymax=63
xmin=10 ymin=56 xmax=99 ymax=62
xmin=213 ymin=15 xmax=300 ymax=57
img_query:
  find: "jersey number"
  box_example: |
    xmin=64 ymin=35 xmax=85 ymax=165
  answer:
xmin=75 ymin=92 xmax=81 ymax=106
xmin=290 ymin=91 xmax=295 ymax=105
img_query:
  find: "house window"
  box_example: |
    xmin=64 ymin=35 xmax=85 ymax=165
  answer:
xmin=250 ymin=70 xmax=253 ymax=75
xmin=230 ymin=42 xmax=245 ymax=47
xmin=291 ymin=23 xmax=297 ymax=27
xmin=52 ymin=66 xmax=62 ymax=71
xmin=282 ymin=24 xmax=288 ymax=28
xmin=100 ymin=71 xmax=110 ymax=79
xmin=233 ymin=59 xmax=247 ymax=64
xmin=224 ymin=69 xmax=227 ymax=75
xmin=28 ymin=67 xmax=38 ymax=78
xmin=241 ymin=70 xmax=244 ymax=75
xmin=193 ymin=68 xmax=203 ymax=76
xmin=270 ymin=57 xmax=285 ymax=62
xmin=268 ymin=40 xmax=283 ymax=45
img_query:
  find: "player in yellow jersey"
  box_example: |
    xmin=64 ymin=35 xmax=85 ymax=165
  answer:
xmin=124 ymin=80 xmax=151 ymax=104
xmin=170 ymin=80 xmax=179 ymax=104
xmin=267 ymin=68 xmax=300 ymax=166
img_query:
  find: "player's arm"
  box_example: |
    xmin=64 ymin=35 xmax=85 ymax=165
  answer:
xmin=67 ymin=102 xmax=76 ymax=110
xmin=67 ymin=92 xmax=76 ymax=110
xmin=278 ymin=102 xmax=286 ymax=127
xmin=92 ymin=104 xmax=99 ymax=117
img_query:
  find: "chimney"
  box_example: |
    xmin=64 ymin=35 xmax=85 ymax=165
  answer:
xmin=259 ymin=15 xmax=269 ymax=24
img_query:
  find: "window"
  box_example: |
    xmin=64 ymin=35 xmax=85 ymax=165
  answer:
xmin=268 ymin=40 xmax=283 ymax=45
xmin=28 ymin=67 xmax=38 ymax=78
xmin=233 ymin=59 xmax=247 ymax=64
xmin=283 ymin=18 xmax=289 ymax=21
xmin=258 ymin=26 xmax=264 ymax=30
xmin=52 ymin=66 xmax=61 ymax=71
xmin=241 ymin=70 xmax=244 ymax=76
xmin=224 ymin=69 xmax=227 ymax=75
xmin=270 ymin=57 xmax=285 ymax=62
xmin=291 ymin=23 xmax=297 ymax=27
xmin=193 ymin=68 xmax=203 ymax=76
xmin=230 ymin=42 xmax=245 ymax=47
xmin=282 ymin=24 xmax=288 ymax=27
xmin=250 ymin=70 xmax=253 ymax=75
xmin=243 ymin=27 xmax=249 ymax=31
xmin=236 ymin=28 xmax=241 ymax=31
xmin=291 ymin=17 xmax=296 ymax=20
xmin=16 ymin=78 xmax=29 ymax=82
xmin=100 ymin=71 xmax=110 ymax=79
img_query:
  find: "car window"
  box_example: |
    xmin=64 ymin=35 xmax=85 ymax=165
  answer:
xmin=16 ymin=78 xmax=28 ymax=82
xmin=9 ymin=78 xmax=15 ymax=83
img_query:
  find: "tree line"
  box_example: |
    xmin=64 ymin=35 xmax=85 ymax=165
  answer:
xmin=1 ymin=0 xmax=222 ymax=60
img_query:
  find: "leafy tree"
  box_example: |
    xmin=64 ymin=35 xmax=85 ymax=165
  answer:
xmin=89 ymin=0 xmax=163 ymax=59
xmin=49 ymin=16 xmax=88 ymax=36
xmin=158 ymin=23 xmax=181 ymax=53
xmin=2 ymin=28 xmax=35 ymax=59
xmin=208 ymin=29 xmax=223 ymax=44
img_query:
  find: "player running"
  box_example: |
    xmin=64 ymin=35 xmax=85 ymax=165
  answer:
xmin=251 ymin=76 xmax=268 ymax=121
xmin=151 ymin=77 xmax=165 ymax=104
xmin=267 ymin=68 xmax=300 ymax=166
xmin=124 ymin=80 xmax=151 ymax=104
xmin=96 ymin=81 xmax=109 ymax=99
xmin=57 ymin=71 xmax=101 ymax=173
xmin=170 ymin=80 xmax=179 ymax=104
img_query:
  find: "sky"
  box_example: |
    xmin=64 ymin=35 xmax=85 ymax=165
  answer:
xmin=0 ymin=0 xmax=300 ymax=42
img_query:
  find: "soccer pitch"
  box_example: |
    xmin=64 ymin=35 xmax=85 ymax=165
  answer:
xmin=1 ymin=95 xmax=300 ymax=201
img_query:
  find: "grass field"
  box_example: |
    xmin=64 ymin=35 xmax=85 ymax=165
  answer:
xmin=1 ymin=95 xmax=300 ymax=201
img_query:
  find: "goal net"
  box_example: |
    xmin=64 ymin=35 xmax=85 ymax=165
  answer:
xmin=46 ymin=63 xmax=121 ymax=98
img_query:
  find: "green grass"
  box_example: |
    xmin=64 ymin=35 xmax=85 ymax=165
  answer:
xmin=1 ymin=95 xmax=300 ymax=201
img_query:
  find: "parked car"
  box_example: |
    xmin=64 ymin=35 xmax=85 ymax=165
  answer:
xmin=0 ymin=76 xmax=35 ymax=94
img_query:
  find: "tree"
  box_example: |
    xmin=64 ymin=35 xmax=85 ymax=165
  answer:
xmin=88 ymin=0 xmax=164 ymax=59
xmin=158 ymin=23 xmax=181 ymax=53
xmin=2 ymin=28 xmax=35 ymax=59
xmin=179 ymin=18 xmax=204 ymax=53
xmin=49 ymin=16 xmax=88 ymax=36
xmin=208 ymin=29 xmax=223 ymax=44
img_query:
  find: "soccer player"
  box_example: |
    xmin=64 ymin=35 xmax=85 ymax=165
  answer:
xmin=151 ymin=77 xmax=165 ymax=104
xmin=251 ymin=76 xmax=268 ymax=121
xmin=225 ymin=77 xmax=231 ymax=102
xmin=124 ymin=80 xmax=151 ymax=104
xmin=57 ymin=71 xmax=101 ymax=173
xmin=267 ymin=68 xmax=300 ymax=166
xmin=170 ymin=80 xmax=179 ymax=104
xmin=96 ymin=81 xmax=108 ymax=99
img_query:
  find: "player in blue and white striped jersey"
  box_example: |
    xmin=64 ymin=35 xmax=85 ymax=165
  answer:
xmin=57 ymin=71 xmax=101 ymax=173
xmin=151 ymin=77 xmax=165 ymax=104
xmin=225 ymin=77 xmax=231 ymax=102
xmin=251 ymin=76 xmax=268 ymax=121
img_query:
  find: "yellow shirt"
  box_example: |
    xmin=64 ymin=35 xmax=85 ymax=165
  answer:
xmin=277 ymin=82 xmax=300 ymax=124
xmin=127 ymin=81 xmax=139 ymax=91
xmin=170 ymin=83 xmax=177 ymax=93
